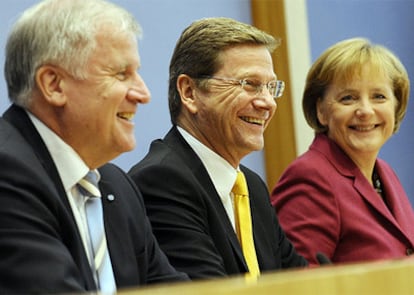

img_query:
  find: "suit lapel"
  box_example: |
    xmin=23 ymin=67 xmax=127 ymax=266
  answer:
xmin=314 ymin=134 xmax=409 ymax=239
xmin=2 ymin=104 xmax=96 ymax=289
xmin=351 ymin=170 xmax=414 ymax=244
xmin=352 ymin=172 xmax=397 ymax=222
xmin=3 ymin=105 xmax=68 ymax=201
xmin=368 ymin=161 xmax=414 ymax=244
xmin=97 ymin=169 xmax=131 ymax=285
xmin=164 ymin=127 xmax=247 ymax=269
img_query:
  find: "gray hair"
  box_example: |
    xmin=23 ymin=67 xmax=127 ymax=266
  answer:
xmin=4 ymin=0 xmax=142 ymax=107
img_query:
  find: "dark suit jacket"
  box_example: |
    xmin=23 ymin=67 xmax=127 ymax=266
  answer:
xmin=272 ymin=133 xmax=414 ymax=266
xmin=0 ymin=105 xmax=187 ymax=294
xmin=128 ymin=127 xmax=307 ymax=279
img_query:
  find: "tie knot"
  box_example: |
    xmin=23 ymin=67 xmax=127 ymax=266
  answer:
xmin=78 ymin=170 xmax=101 ymax=198
xmin=232 ymin=171 xmax=248 ymax=196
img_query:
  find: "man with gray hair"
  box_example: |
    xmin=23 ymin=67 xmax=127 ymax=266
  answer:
xmin=0 ymin=0 xmax=188 ymax=293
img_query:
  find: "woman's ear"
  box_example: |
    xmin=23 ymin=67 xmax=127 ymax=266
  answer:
xmin=177 ymin=74 xmax=198 ymax=114
xmin=316 ymin=97 xmax=327 ymax=126
xmin=35 ymin=65 xmax=67 ymax=107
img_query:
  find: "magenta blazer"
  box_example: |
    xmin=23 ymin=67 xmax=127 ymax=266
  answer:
xmin=271 ymin=133 xmax=414 ymax=266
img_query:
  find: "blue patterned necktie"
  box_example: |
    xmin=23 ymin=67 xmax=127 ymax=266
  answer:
xmin=78 ymin=171 xmax=116 ymax=293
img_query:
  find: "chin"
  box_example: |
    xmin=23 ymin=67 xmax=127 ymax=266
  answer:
xmin=117 ymin=138 xmax=136 ymax=153
xmin=248 ymin=142 xmax=264 ymax=152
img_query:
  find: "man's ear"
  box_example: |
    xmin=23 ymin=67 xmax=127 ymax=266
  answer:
xmin=35 ymin=65 xmax=67 ymax=107
xmin=177 ymin=74 xmax=198 ymax=114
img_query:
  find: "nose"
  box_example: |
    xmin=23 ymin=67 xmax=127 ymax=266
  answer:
xmin=355 ymin=99 xmax=375 ymax=116
xmin=253 ymin=88 xmax=277 ymax=110
xmin=128 ymin=74 xmax=151 ymax=104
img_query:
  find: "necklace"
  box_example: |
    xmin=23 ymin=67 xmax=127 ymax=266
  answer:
xmin=372 ymin=171 xmax=383 ymax=194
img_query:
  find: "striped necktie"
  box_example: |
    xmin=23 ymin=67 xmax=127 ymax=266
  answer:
xmin=232 ymin=170 xmax=260 ymax=279
xmin=78 ymin=171 xmax=116 ymax=293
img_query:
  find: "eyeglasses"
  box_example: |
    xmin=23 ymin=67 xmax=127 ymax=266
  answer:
xmin=197 ymin=76 xmax=285 ymax=99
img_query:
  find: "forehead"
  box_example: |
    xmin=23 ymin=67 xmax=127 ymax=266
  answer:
xmin=216 ymin=44 xmax=275 ymax=77
xmin=93 ymin=30 xmax=139 ymax=62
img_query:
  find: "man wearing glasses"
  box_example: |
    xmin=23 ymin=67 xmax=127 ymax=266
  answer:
xmin=129 ymin=17 xmax=307 ymax=280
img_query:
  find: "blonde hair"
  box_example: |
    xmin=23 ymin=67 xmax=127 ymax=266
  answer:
xmin=303 ymin=37 xmax=410 ymax=133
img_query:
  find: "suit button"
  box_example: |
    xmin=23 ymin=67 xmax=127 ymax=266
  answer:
xmin=406 ymin=248 xmax=414 ymax=256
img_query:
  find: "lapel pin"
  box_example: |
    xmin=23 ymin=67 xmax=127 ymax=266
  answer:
xmin=107 ymin=194 xmax=115 ymax=202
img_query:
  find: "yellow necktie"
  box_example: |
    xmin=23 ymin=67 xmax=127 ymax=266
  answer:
xmin=232 ymin=171 xmax=260 ymax=279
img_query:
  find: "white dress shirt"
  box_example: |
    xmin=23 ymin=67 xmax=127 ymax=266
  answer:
xmin=178 ymin=126 xmax=238 ymax=230
xmin=28 ymin=111 xmax=95 ymax=264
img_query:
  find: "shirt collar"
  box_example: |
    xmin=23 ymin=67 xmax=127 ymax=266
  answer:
xmin=27 ymin=111 xmax=90 ymax=191
xmin=177 ymin=126 xmax=237 ymax=199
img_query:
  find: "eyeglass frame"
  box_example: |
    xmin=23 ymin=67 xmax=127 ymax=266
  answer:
xmin=194 ymin=76 xmax=285 ymax=99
